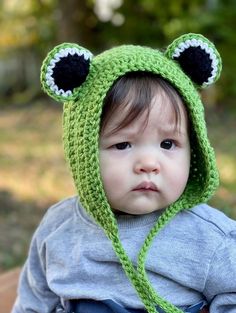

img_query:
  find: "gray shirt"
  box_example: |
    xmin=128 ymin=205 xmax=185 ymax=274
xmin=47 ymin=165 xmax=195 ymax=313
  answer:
xmin=12 ymin=196 xmax=236 ymax=313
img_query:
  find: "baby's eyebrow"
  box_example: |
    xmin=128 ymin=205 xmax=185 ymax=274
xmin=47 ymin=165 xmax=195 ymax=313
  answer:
xmin=157 ymin=122 xmax=188 ymax=136
xmin=101 ymin=122 xmax=188 ymax=138
xmin=160 ymin=126 xmax=186 ymax=135
xmin=102 ymin=127 xmax=139 ymax=139
xmin=159 ymin=128 xmax=186 ymax=136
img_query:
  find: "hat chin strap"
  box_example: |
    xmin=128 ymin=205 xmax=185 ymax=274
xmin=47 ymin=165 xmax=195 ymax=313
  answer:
xmin=107 ymin=201 xmax=185 ymax=313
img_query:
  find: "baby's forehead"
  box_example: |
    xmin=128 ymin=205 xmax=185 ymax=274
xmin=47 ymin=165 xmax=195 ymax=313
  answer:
xmin=103 ymin=95 xmax=188 ymax=136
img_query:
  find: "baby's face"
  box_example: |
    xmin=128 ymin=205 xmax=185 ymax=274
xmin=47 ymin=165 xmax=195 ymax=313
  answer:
xmin=99 ymin=92 xmax=191 ymax=215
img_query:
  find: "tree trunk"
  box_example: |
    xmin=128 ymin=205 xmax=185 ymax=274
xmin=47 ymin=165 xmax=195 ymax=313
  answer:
xmin=56 ymin=0 xmax=99 ymax=49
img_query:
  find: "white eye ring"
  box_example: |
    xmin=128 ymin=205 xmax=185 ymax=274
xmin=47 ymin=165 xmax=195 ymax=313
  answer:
xmin=45 ymin=47 xmax=93 ymax=98
xmin=172 ymin=38 xmax=219 ymax=85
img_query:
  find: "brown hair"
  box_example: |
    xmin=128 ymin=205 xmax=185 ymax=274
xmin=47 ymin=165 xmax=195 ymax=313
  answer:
xmin=100 ymin=71 xmax=186 ymax=135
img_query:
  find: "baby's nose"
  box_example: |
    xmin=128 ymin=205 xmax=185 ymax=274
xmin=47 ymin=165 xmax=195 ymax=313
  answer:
xmin=134 ymin=156 xmax=160 ymax=174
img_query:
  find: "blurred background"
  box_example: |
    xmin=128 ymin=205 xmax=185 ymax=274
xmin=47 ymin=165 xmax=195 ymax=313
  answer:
xmin=0 ymin=0 xmax=236 ymax=272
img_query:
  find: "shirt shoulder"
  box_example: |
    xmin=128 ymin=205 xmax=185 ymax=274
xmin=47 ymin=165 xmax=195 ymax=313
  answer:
xmin=149 ymin=204 xmax=236 ymax=293
xmin=34 ymin=196 xmax=80 ymax=242
xmin=184 ymin=204 xmax=236 ymax=236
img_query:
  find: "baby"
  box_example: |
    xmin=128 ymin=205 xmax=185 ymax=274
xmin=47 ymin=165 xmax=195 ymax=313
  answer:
xmin=12 ymin=34 xmax=236 ymax=313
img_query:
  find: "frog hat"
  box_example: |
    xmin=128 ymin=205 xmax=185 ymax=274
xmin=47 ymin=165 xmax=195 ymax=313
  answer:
xmin=41 ymin=33 xmax=222 ymax=313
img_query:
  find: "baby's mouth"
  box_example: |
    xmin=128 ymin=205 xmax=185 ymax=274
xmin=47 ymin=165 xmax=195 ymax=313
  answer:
xmin=132 ymin=181 xmax=159 ymax=192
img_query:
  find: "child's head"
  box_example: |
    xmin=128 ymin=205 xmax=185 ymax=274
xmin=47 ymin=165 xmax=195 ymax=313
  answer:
xmin=41 ymin=33 xmax=222 ymax=227
xmin=99 ymin=72 xmax=190 ymax=214
xmin=40 ymin=33 xmax=222 ymax=311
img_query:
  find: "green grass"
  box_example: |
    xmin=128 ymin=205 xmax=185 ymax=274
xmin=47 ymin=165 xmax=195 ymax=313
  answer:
xmin=0 ymin=100 xmax=235 ymax=271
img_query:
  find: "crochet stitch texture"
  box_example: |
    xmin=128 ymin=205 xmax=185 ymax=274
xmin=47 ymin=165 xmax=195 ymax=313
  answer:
xmin=41 ymin=33 xmax=222 ymax=313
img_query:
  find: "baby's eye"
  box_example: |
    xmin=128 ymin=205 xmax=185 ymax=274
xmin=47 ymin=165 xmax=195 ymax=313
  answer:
xmin=114 ymin=142 xmax=131 ymax=150
xmin=160 ymin=139 xmax=175 ymax=150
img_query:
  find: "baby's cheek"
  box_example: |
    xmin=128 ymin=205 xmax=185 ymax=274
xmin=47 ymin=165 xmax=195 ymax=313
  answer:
xmin=171 ymin=166 xmax=189 ymax=195
xmin=102 ymin=177 xmax=123 ymax=208
xmin=103 ymin=171 xmax=123 ymax=191
xmin=100 ymin=160 xmax=119 ymax=187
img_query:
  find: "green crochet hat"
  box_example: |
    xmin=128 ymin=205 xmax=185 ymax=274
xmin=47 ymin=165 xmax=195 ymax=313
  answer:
xmin=41 ymin=33 xmax=222 ymax=313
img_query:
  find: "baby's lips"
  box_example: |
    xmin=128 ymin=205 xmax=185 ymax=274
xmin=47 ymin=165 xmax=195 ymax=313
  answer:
xmin=133 ymin=181 xmax=158 ymax=192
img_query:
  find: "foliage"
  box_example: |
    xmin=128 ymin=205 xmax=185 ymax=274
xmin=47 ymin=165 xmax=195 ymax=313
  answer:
xmin=0 ymin=0 xmax=236 ymax=106
xmin=205 ymin=0 xmax=236 ymax=106
xmin=98 ymin=0 xmax=207 ymax=46
xmin=0 ymin=0 xmax=236 ymax=105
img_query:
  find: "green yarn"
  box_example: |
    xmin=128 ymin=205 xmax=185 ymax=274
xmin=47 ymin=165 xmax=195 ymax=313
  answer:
xmin=41 ymin=34 xmax=222 ymax=313
xmin=41 ymin=43 xmax=93 ymax=102
xmin=165 ymin=33 xmax=222 ymax=88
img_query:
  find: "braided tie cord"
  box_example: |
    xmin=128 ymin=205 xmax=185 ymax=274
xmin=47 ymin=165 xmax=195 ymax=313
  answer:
xmin=106 ymin=204 xmax=185 ymax=313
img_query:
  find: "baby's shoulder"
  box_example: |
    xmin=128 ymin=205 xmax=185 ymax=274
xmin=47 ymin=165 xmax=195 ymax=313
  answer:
xmin=34 ymin=196 xmax=79 ymax=239
xmin=182 ymin=204 xmax=236 ymax=237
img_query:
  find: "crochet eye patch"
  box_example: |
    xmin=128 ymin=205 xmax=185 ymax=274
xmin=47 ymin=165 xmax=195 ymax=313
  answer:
xmin=165 ymin=34 xmax=221 ymax=88
xmin=174 ymin=46 xmax=215 ymax=86
xmin=41 ymin=45 xmax=93 ymax=101
xmin=52 ymin=53 xmax=90 ymax=93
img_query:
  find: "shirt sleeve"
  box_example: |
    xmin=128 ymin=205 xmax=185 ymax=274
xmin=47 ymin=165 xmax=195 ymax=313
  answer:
xmin=203 ymin=230 xmax=236 ymax=313
xmin=11 ymin=218 xmax=60 ymax=312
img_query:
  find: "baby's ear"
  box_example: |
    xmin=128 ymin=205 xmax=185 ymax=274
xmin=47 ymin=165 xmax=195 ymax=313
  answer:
xmin=165 ymin=33 xmax=222 ymax=88
xmin=40 ymin=43 xmax=93 ymax=102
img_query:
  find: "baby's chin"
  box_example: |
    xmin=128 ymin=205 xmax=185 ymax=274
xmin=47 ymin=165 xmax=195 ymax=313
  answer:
xmin=109 ymin=196 xmax=167 ymax=215
xmin=113 ymin=209 xmax=135 ymax=216
xmin=112 ymin=206 xmax=161 ymax=216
